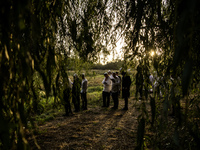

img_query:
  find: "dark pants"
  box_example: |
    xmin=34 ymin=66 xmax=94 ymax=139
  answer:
xmin=139 ymin=87 xmax=143 ymax=98
xmin=81 ymin=92 xmax=87 ymax=110
xmin=63 ymin=89 xmax=72 ymax=115
xmin=122 ymin=89 xmax=130 ymax=109
xmin=124 ymin=97 xmax=128 ymax=109
xmin=72 ymin=93 xmax=80 ymax=112
xmin=136 ymin=85 xmax=143 ymax=99
xmin=112 ymin=92 xmax=119 ymax=109
xmin=102 ymin=91 xmax=110 ymax=107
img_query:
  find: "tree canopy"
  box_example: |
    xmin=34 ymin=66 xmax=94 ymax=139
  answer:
xmin=0 ymin=0 xmax=200 ymax=149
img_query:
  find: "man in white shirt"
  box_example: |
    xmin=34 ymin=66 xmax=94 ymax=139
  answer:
xmin=81 ymin=73 xmax=88 ymax=110
xmin=149 ymin=74 xmax=154 ymax=93
xmin=102 ymin=72 xmax=112 ymax=107
xmin=110 ymin=72 xmax=120 ymax=109
xmin=149 ymin=74 xmax=154 ymax=85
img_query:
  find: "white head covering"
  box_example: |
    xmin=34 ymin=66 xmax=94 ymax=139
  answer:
xmin=73 ymin=73 xmax=78 ymax=78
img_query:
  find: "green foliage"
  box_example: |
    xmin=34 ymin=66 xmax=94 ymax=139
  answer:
xmin=61 ymin=0 xmax=114 ymax=62
xmin=0 ymin=0 xmax=64 ymax=149
xmin=1 ymin=0 xmax=200 ymax=149
xmin=92 ymin=60 xmax=124 ymax=70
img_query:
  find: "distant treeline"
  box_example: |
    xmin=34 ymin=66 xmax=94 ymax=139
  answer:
xmin=91 ymin=60 xmax=124 ymax=70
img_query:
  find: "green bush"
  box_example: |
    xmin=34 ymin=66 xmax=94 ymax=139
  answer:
xmin=91 ymin=60 xmax=124 ymax=70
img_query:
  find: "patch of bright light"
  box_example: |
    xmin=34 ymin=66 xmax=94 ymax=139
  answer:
xmin=150 ymin=51 xmax=155 ymax=56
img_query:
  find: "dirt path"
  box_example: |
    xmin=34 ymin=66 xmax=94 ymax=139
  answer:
xmin=28 ymin=98 xmax=141 ymax=150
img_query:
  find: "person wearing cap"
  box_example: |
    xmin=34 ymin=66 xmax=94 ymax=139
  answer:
xmin=108 ymin=70 xmax=112 ymax=76
xmin=110 ymin=72 xmax=120 ymax=109
xmin=102 ymin=72 xmax=112 ymax=107
xmin=72 ymin=73 xmax=81 ymax=112
xmin=81 ymin=73 xmax=88 ymax=110
xmin=121 ymin=70 xmax=131 ymax=110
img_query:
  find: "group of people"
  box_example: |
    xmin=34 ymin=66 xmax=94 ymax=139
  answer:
xmin=63 ymin=73 xmax=88 ymax=116
xmin=63 ymin=69 xmax=132 ymax=116
xmin=102 ymin=70 xmax=131 ymax=110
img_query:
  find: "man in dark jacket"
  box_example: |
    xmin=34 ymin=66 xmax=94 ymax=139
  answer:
xmin=121 ymin=70 xmax=131 ymax=110
xmin=72 ymin=74 xmax=81 ymax=112
xmin=63 ymin=77 xmax=73 ymax=116
xmin=136 ymin=64 xmax=144 ymax=100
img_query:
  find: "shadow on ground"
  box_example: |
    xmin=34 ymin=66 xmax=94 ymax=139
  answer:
xmin=28 ymin=98 xmax=140 ymax=150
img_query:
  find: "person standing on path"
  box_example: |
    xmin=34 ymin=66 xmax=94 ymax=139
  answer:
xmin=110 ymin=72 xmax=120 ymax=109
xmin=102 ymin=72 xmax=112 ymax=107
xmin=149 ymin=73 xmax=154 ymax=93
xmin=81 ymin=73 xmax=88 ymax=110
xmin=72 ymin=73 xmax=81 ymax=112
xmin=135 ymin=64 xmax=144 ymax=100
xmin=63 ymin=77 xmax=73 ymax=116
xmin=60 ymin=68 xmax=73 ymax=116
xmin=116 ymin=71 xmax=121 ymax=97
xmin=121 ymin=70 xmax=131 ymax=110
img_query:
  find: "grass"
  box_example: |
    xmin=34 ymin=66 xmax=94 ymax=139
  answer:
xmin=87 ymin=86 xmax=103 ymax=92
xmin=87 ymin=91 xmax=102 ymax=107
xmin=34 ymin=69 xmax=136 ymax=125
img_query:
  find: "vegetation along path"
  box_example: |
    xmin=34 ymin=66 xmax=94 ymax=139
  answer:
xmin=28 ymin=98 xmax=140 ymax=150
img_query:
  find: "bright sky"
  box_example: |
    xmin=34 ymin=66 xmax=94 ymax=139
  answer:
xmin=100 ymin=38 xmax=124 ymax=64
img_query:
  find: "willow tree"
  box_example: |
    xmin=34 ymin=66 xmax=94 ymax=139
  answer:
xmin=112 ymin=0 xmax=200 ymax=149
xmin=62 ymin=0 xmax=119 ymax=61
xmin=1 ymin=0 xmax=200 ymax=149
xmin=0 ymin=0 xmax=116 ymax=149
xmin=0 ymin=0 xmax=67 ymax=149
